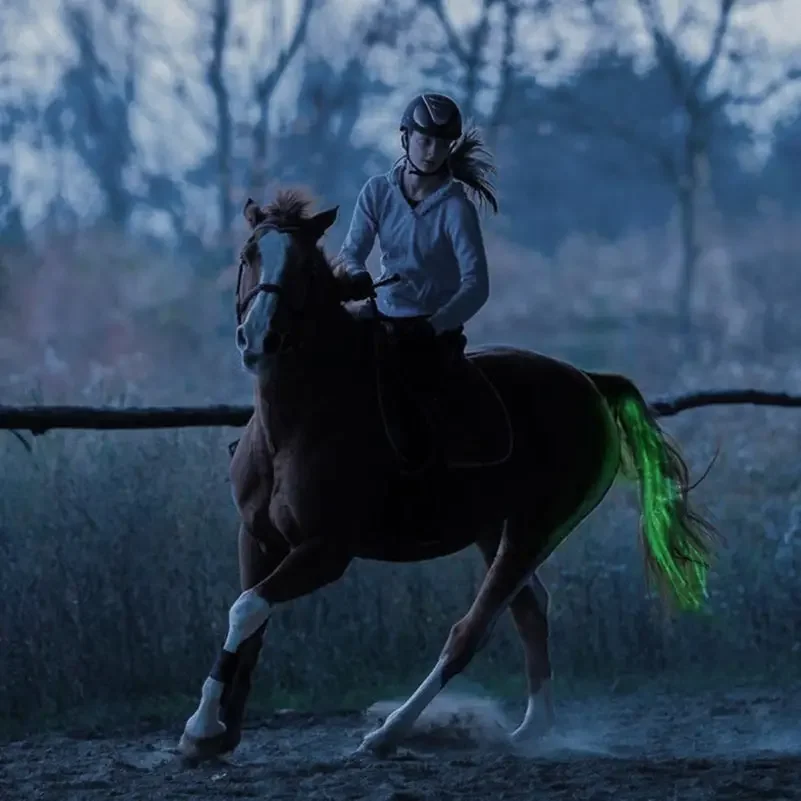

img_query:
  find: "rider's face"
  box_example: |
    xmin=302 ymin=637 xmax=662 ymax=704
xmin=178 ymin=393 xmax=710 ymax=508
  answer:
xmin=406 ymin=130 xmax=451 ymax=172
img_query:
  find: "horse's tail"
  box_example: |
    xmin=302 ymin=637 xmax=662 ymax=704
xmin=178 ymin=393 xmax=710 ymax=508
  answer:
xmin=588 ymin=372 xmax=719 ymax=613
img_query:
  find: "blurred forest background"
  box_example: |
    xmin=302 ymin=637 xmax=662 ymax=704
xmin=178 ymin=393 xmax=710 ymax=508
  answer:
xmin=1 ymin=0 xmax=801 ymax=727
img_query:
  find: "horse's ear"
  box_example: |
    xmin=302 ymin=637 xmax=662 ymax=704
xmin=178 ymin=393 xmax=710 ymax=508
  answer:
xmin=243 ymin=198 xmax=265 ymax=229
xmin=306 ymin=206 xmax=339 ymax=241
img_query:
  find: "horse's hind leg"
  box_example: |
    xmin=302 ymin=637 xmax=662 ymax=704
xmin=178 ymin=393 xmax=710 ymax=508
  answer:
xmin=358 ymin=519 xmax=539 ymax=755
xmin=477 ymin=537 xmax=554 ymax=741
xmin=179 ymin=525 xmax=288 ymax=760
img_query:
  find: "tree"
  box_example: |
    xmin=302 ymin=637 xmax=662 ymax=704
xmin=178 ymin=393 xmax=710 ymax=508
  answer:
xmin=553 ymin=0 xmax=801 ymax=352
xmin=415 ymin=0 xmax=543 ymax=129
xmin=248 ymin=0 xmax=318 ymax=196
xmin=45 ymin=1 xmax=140 ymax=228
xmin=206 ymin=0 xmax=234 ymax=241
xmin=141 ymin=0 xmax=319 ymax=258
xmin=0 ymin=0 xmax=29 ymax=248
xmin=281 ymin=1 xmax=404 ymax=196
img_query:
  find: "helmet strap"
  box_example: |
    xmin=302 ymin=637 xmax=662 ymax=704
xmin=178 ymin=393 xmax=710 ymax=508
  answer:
xmin=401 ymin=130 xmax=451 ymax=177
xmin=405 ymin=155 xmax=445 ymax=177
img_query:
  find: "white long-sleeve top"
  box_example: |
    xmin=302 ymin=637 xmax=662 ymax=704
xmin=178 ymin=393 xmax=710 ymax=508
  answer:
xmin=337 ymin=162 xmax=490 ymax=334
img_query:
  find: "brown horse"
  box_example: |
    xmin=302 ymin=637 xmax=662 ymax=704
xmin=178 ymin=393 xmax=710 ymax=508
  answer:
xmin=178 ymin=190 xmax=717 ymax=760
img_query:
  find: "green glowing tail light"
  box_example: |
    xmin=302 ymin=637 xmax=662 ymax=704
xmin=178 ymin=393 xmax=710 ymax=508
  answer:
xmin=616 ymin=396 xmax=712 ymax=612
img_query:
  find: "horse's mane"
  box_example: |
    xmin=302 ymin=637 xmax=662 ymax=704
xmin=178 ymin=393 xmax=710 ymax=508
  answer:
xmin=448 ymin=124 xmax=499 ymax=214
xmin=244 ymin=187 xmax=318 ymax=231
xmin=243 ymin=187 xmax=358 ymax=304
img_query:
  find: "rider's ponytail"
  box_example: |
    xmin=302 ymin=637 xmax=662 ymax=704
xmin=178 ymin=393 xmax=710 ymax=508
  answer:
xmin=447 ymin=124 xmax=499 ymax=214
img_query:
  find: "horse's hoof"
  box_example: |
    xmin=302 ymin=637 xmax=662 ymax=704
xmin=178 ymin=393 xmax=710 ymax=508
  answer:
xmin=509 ymin=721 xmax=552 ymax=745
xmin=356 ymin=728 xmax=397 ymax=758
xmin=177 ymin=729 xmax=240 ymax=762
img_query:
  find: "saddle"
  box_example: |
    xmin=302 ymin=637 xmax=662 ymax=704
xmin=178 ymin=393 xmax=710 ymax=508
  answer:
xmin=374 ymin=328 xmax=514 ymax=472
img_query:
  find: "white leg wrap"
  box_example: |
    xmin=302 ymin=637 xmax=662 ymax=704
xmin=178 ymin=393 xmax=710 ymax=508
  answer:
xmin=223 ymin=589 xmax=272 ymax=652
xmin=183 ymin=589 xmax=272 ymax=741
xmin=184 ymin=676 xmax=226 ymax=739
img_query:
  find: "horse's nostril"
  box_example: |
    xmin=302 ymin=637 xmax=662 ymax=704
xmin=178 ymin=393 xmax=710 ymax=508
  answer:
xmin=236 ymin=325 xmax=248 ymax=350
xmin=263 ymin=331 xmax=281 ymax=354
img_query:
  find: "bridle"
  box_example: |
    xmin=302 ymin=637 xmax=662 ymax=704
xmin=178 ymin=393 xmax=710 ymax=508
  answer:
xmin=235 ymin=221 xmax=301 ymax=328
xmin=235 ymin=218 xmax=402 ymax=358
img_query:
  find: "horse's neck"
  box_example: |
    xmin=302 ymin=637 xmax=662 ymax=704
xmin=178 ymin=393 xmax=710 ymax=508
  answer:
xmin=256 ymin=317 xmax=375 ymax=444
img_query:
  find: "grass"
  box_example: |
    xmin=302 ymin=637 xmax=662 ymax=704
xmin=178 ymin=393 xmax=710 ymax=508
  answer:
xmin=1 ymin=358 xmax=800 ymax=741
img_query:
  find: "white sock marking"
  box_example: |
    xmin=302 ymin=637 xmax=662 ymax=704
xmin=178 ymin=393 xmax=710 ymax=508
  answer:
xmin=511 ymin=678 xmax=554 ymax=740
xmin=359 ymin=658 xmax=446 ymax=751
xmin=361 ymin=569 xmax=540 ymax=752
xmin=382 ymin=658 xmax=445 ymax=733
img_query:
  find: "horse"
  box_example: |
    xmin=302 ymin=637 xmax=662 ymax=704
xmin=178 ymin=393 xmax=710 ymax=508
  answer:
xmin=177 ymin=189 xmax=718 ymax=760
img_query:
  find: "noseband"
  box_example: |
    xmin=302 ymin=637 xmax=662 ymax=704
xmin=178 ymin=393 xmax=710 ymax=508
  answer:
xmin=236 ymin=279 xmax=282 ymax=327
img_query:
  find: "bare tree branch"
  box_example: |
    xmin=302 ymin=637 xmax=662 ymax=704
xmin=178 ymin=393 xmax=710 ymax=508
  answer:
xmin=722 ymin=66 xmax=801 ymax=106
xmin=635 ymin=0 xmax=688 ymax=99
xmin=137 ymin=16 xmax=217 ymax=137
xmin=207 ymin=0 xmax=233 ymax=238
xmin=486 ymin=0 xmax=521 ymax=141
xmin=254 ymin=0 xmax=317 ymax=103
xmin=250 ymin=0 xmax=318 ymax=192
xmin=670 ymin=4 xmax=700 ymax=40
xmin=418 ymin=0 xmax=495 ymax=118
xmin=418 ymin=0 xmax=469 ymax=63
xmin=690 ymin=0 xmax=736 ymax=92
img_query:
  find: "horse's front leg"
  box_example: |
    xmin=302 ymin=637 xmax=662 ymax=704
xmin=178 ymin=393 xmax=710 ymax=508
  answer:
xmin=179 ymin=536 xmax=351 ymax=759
xmin=179 ymin=525 xmax=287 ymax=759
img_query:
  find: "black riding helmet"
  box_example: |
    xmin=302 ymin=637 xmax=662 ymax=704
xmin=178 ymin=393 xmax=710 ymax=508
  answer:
xmin=400 ymin=93 xmax=462 ymax=176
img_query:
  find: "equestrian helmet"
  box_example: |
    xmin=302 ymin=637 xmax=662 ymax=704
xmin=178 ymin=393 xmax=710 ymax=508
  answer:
xmin=400 ymin=93 xmax=462 ymax=141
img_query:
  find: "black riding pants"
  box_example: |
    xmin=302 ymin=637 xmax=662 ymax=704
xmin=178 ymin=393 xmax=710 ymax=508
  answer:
xmin=380 ymin=317 xmax=466 ymax=394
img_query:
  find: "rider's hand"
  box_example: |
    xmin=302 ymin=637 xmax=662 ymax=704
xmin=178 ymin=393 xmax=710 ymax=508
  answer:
xmin=340 ymin=270 xmax=375 ymax=302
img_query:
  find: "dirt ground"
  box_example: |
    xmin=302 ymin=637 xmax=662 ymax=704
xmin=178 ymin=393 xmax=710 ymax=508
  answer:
xmin=2 ymin=683 xmax=800 ymax=801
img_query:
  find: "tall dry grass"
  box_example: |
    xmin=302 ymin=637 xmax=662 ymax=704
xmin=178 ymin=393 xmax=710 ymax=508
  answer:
xmin=1 ymin=359 xmax=799 ymax=727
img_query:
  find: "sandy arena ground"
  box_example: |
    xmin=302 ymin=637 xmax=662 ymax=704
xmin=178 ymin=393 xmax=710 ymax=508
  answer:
xmin=2 ymin=683 xmax=800 ymax=800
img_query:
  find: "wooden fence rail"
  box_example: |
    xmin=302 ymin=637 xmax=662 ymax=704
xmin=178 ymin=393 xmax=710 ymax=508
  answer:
xmin=1 ymin=390 xmax=801 ymax=440
xmin=0 ymin=404 xmax=253 ymax=436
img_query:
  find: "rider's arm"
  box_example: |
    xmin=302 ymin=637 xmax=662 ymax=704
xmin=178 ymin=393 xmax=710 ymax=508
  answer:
xmin=428 ymin=196 xmax=490 ymax=334
xmin=338 ymin=178 xmax=380 ymax=277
